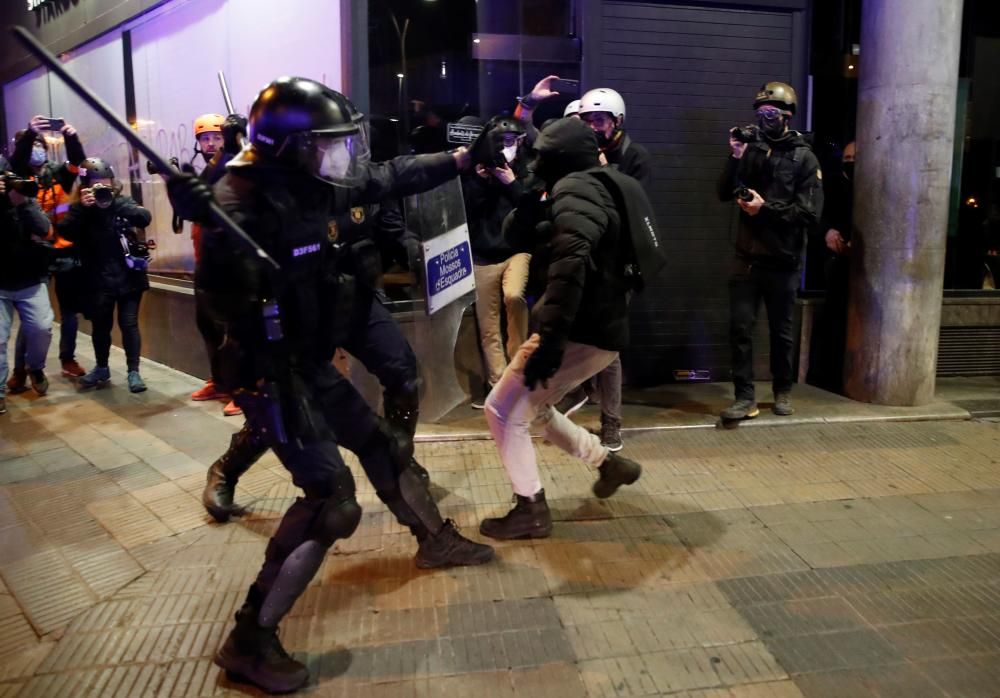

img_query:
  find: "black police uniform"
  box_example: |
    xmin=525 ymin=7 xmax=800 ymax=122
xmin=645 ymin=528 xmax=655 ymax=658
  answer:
xmin=179 ymin=77 xmax=492 ymax=694
xmin=717 ymin=130 xmax=824 ymax=401
xmin=203 ymin=151 xmax=466 ymax=520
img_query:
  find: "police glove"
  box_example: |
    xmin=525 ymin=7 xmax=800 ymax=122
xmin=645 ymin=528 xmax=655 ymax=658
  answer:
xmin=166 ymin=166 xmax=214 ymax=224
xmin=523 ymin=336 xmax=565 ymax=390
xmin=468 ymin=125 xmax=506 ymax=169
xmin=222 ymin=114 xmax=248 ymax=155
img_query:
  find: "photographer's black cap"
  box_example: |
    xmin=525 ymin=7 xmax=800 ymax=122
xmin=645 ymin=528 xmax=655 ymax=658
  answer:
xmin=79 ymin=157 xmax=115 ymax=183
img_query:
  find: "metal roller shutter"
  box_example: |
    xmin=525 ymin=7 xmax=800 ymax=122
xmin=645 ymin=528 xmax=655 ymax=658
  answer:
xmin=601 ymin=2 xmax=799 ymax=385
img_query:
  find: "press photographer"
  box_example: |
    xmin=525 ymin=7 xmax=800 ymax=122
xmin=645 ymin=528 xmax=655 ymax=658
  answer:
xmin=716 ymin=81 xmax=824 ymax=422
xmin=0 ymin=171 xmax=55 ymax=414
xmin=57 ymin=158 xmax=153 ymax=393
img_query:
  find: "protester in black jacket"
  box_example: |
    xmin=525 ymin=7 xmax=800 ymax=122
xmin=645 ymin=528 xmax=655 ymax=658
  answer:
xmin=716 ymin=81 xmax=824 ymax=421
xmin=0 ymin=176 xmax=54 ymax=412
xmin=58 ymin=158 xmax=152 ymax=393
xmin=7 ymin=116 xmax=89 ymax=386
xmin=464 ymin=116 xmax=534 ymax=397
xmin=478 ymin=117 xmax=644 ymax=541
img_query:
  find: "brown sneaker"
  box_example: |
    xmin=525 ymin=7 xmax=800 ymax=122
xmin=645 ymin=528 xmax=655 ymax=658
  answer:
xmin=61 ymin=360 xmax=86 ymax=378
xmin=6 ymin=368 xmax=28 ymax=394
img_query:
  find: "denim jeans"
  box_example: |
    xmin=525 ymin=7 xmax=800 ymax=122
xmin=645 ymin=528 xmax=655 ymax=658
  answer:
xmin=484 ymin=334 xmax=618 ymax=497
xmin=0 ymin=283 xmax=54 ymax=395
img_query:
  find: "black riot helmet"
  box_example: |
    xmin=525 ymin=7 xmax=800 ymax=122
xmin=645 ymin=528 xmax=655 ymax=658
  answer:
xmin=78 ymin=157 xmax=115 ymax=183
xmin=245 ymin=76 xmax=371 ymax=186
xmin=484 ymin=115 xmax=525 ymax=137
xmin=753 ymin=81 xmax=797 ymax=115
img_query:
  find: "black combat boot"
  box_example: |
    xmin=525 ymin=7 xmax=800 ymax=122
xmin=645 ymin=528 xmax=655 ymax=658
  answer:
xmin=379 ymin=463 xmax=495 ymax=568
xmin=479 ymin=490 xmax=553 ymax=540
xmin=203 ymin=425 xmax=267 ymax=522
xmin=215 ymin=604 xmax=309 ymax=694
xmin=592 ymin=452 xmax=642 ymax=499
xmin=415 ymin=520 xmax=495 ymax=569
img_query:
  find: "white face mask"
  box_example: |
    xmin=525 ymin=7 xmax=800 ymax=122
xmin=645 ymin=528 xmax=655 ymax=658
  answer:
xmin=29 ymin=146 xmax=47 ymax=167
xmin=502 ymin=144 xmax=518 ymax=163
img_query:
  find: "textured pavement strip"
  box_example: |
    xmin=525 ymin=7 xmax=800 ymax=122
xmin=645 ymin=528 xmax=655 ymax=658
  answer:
xmin=1 ymin=345 xmax=1000 ymax=694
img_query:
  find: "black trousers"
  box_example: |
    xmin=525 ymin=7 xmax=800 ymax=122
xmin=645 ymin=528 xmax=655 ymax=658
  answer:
xmin=342 ymin=289 xmax=418 ymax=397
xmin=91 ymin=290 xmax=143 ymax=371
xmin=195 ymin=299 xmax=225 ymax=384
xmin=728 ymin=261 xmax=798 ymax=400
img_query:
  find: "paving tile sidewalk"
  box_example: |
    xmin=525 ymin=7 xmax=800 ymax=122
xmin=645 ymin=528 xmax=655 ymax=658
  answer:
xmin=2 ymin=341 xmax=1000 ymax=696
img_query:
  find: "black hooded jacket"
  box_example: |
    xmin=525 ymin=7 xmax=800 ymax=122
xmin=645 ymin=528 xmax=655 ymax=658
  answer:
xmin=717 ymin=130 xmax=824 ymax=270
xmin=518 ymin=119 xmax=629 ymax=352
xmin=462 ymin=152 xmax=532 ymax=264
xmin=58 ymin=196 xmax=152 ymax=296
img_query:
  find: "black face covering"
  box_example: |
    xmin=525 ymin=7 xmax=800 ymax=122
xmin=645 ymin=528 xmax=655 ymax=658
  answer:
xmin=757 ymin=114 xmax=787 ymax=140
xmin=843 ymin=161 xmax=855 ymax=181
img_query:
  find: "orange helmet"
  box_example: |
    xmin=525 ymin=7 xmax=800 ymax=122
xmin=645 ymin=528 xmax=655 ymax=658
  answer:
xmin=193 ymin=113 xmax=225 ymax=137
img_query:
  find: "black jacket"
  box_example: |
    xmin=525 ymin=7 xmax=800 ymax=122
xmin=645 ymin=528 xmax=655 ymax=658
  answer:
xmin=529 ymin=169 xmax=628 ymax=352
xmin=58 ymin=196 xmax=152 ymax=295
xmin=198 ymin=151 xmax=459 ymax=389
xmin=717 ymin=131 xmax=824 ymax=270
xmin=0 ymin=196 xmax=52 ymax=291
xmin=605 ymin=134 xmax=653 ymax=195
xmin=10 ymin=129 xmax=86 ymax=196
xmin=463 ymin=155 xmax=532 ymax=264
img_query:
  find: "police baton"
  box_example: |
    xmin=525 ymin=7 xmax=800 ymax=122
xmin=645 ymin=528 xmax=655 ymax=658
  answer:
xmin=11 ymin=25 xmax=279 ymax=271
xmin=218 ymin=70 xmax=236 ymax=115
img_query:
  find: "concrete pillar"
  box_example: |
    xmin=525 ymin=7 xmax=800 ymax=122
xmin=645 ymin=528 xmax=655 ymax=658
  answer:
xmin=843 ymin=0 xmax=964 ymax=406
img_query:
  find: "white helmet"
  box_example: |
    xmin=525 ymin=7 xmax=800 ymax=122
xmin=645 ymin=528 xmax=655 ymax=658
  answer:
xmin=578 ymin=88 xmax=625 ymax=121
xmin=563 ymin=99 xmax=581 ymax=117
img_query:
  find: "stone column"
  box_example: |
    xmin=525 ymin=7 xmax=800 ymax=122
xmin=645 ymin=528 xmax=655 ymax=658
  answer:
xmin=843 ymin=0 xmax=964 ymax=405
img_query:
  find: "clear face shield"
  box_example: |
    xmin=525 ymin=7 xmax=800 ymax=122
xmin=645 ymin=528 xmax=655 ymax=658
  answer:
xmin=295 ymin=121 xmax=371 ymax=187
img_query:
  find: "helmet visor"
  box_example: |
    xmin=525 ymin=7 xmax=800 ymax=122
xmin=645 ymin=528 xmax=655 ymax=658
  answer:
xmin=298 ymin=128 xmax=371 ymax=187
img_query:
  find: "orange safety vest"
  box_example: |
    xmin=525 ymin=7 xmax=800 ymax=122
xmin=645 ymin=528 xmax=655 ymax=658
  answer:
xmin=34 ymin=162 xmax=81 ymax=246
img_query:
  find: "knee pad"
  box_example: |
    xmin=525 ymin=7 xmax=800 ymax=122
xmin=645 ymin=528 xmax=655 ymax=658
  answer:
xmin=311 ymin=495 xmax=363 ymax=547
xmin=298 ymin=466 xmax=361 ymax=546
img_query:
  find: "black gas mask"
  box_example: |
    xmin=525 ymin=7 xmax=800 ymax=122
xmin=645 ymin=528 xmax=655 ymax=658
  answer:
xmin=755 ymin=106 xmax=788 ymax=140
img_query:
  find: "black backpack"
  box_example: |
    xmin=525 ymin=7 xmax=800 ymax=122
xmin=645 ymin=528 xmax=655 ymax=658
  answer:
xmin=587 ymin=167 xmax=666 ymax=291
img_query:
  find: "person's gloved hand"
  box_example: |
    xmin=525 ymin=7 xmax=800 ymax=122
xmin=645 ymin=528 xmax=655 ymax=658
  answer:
xmin=468 ymin=125 xmax=505 ymax=169
xmin=166 ymin=165 xmax=214 ymax=223
xmin=523 ymin=336 xmax=565 ymax=390
xmin=222 ymin=114 xmax=248 ymax=155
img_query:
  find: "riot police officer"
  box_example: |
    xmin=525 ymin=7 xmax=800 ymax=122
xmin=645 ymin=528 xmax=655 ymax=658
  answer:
xmin=168 ymin=77 xmax=494 ymax=694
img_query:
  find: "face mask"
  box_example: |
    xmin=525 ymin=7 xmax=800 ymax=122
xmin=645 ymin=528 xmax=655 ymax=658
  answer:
xmin=502 ymin=144 xmax=518 ymax=163
xmin=29 ymin=146 xmax=47 ymax=167
xmin=757 ymin=115 xmax=786 ymax=139
xmin=843 ymin=161 xmax=855 ymax=180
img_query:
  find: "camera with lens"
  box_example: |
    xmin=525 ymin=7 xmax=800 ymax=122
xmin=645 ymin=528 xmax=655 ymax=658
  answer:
xmin=92 ymin=183 xmax=115 ymax=206
xmin=115 ymin=215 xmax=155 ymax=272
xmin=730 ymin=125 xmax=760 ymax=144
xmin=734 ymin=186 xmax=755 ymax=202
xmin=1 ymin=172 xmax=40 ymax=198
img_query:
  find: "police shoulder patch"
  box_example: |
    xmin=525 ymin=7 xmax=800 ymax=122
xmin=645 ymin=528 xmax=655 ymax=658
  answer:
xmin=328 ymin=220 xmax=338 ymax=242
xmin=816 ymin=169 xmax=823 ymax=180
xmin=350 ymin=206 xmax=365 ymax=224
